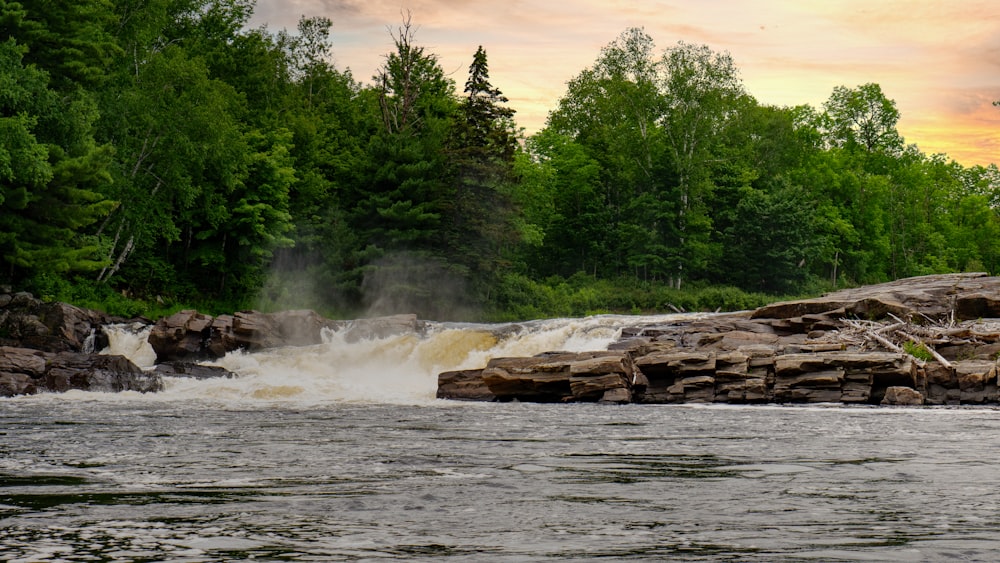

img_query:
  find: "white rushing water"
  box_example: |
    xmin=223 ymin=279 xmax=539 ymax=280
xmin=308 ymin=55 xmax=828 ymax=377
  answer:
xmin=98 ymin=314 xmax=696 ymax=406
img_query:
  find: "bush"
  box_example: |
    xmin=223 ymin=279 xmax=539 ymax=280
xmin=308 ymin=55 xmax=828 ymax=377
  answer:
xmin=486 ymin=273 xmax=797 ymax=321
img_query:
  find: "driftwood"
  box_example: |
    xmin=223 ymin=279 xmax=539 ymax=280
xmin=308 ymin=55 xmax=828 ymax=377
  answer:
xmin=837 ymin=316 xmax=995 ymax=371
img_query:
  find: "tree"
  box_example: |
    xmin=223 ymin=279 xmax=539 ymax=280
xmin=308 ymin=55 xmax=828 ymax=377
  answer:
xmin=459 ymin=46 xmax=516 ymax=155
xmin=373 ymin=13 xmax=454 ymax=137
xmin=519 ymin=130 xmax=612 ymax=278
xmin=546 ymin=28 xmax=667 ymax=279
xmin=446 ymin=45 xmax=521 ymax=296
xmin=0 ymin=38 xmax=115 ymax=285
xmin=823 ymin=83 xmax=902 ymax=154
xmin=658 ymin=41 xmax=746 ymax=287
xmin=95 ymin=43 xmax=246 ymax=288
xmin=722 ymin=181 xmax=817 ymax=293
xmin=0 ymin=0 xmax=120 ymax=90
xmin=346 ymin=14 xmax=464 ymax=316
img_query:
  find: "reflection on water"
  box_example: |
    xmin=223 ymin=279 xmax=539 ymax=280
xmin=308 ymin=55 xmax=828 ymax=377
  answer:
xmin=2 ymin=401 xmax=1000 ymax=561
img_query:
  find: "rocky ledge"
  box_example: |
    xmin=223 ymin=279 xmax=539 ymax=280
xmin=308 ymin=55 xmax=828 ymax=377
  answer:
xmin=0 ymin=292 xmax=160 ymax=396
xmin=438 ymin=273 xmax=1000 ymax=406
xmin=0 ymin=290 xmax=425 ymax=397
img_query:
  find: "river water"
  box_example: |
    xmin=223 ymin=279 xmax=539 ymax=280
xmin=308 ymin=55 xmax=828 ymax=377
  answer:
xmin=2 ymin=316 xmax=999 ymax=561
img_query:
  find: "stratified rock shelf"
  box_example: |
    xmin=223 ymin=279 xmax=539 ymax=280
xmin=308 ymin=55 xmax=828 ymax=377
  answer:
xmin=437 ymin=273 xmax=1000 ymax=406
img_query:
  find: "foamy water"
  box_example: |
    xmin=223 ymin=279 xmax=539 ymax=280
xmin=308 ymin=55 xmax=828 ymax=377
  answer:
xmin=94 ymin=314 xmax=694 ymax=406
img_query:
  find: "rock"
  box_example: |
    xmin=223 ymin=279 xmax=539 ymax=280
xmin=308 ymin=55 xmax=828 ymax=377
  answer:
xmin=153 ymin=362 xmax=236 ymax=379
xmin=148 ymin=309 xmax=213 ymax=362
xmin=436 ymin=369 xmax=494 ymax=401
xmin=0 ymin=292 xmax=116 ymax=353
xmin=752 ymin=272 xmax=999 ymax=324
xmin=482 ymin=355 xmax=573 ymax=402
xmin=151 ymin=308 xmax=346 ymax=362
xmin=954 ymin=360 xmax=998 ymax=404
xmin=44 ymin=352 xmax=162 ymax=393
xmin=0 ymin=373 xmax=37 ymax=397
xmin=0 ymin=346 xmax=47 ymax=378
xmin=598 ymin=387 xmax=632 ymax=404
xmin=881 ymin=386 xmax=924 ymax=406
xmin=481 ymin=351 xmax=639 ymax=403
xmin=0 ymin=345 xmax=161 ymax=396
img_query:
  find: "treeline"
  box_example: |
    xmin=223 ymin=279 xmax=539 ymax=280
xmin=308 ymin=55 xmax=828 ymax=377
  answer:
xmin=1 ymin=2 xmax=998 ymax=320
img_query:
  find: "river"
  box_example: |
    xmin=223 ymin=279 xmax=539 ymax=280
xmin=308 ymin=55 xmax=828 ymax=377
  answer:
xmin=2 ymin=316 xmax=999 ymax=561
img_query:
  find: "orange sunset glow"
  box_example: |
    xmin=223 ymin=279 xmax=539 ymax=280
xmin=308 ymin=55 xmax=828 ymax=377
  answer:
xmin=251 ymin=0 xmax=1000 ymax=167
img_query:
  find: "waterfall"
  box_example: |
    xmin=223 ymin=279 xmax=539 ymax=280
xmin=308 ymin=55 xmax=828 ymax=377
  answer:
xmin=97 ymin=314 xmax=695 ymax=405
xmin=100 ymin=323 xmax=157 ymax=368
xmin=81 ymin=328 xmax=97 ymax=354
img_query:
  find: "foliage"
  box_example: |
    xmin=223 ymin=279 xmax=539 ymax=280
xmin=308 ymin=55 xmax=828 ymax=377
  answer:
xmin=487 ymin=272 xmax=778 ymax=322
xmin=2 ymin=8 xmax=999 ymax=321
xmin=903 ymin=340 xmax=934 ymax=362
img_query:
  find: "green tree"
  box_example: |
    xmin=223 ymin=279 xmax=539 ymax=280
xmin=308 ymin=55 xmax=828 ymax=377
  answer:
xmin=95 ymin=43 xmax=246 ymax=290
xmin=0 ymin=0 xmax=119 ymax=90
xmin=722 ymin=181 xmax=816 ymax=293
xmin=822 ymin=83 xmax=902 ymax=154
xmin=349 ymin=14 xmax=464 ymax=316
xmin=518 ymin=130 xmax=611 ymax=278
xmin=547 ymin=28 xmax=667 ymax=279
xmin=658 ymin=41 xmax=746 ymax=288
xmin=445 ymin=45 xmax=521 ymax=299
xmin=0 ymin=38 xmax=115 ymax=285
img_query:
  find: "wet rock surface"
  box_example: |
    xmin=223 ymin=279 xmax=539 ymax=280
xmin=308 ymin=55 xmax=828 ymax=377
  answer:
xmin=0 ymin=289 xmax=421 ymax=397
xmin=439 ymin=273 xmax=1000 ymax=405
xmin=148 ymin=309 xmax=348 ymax=363
xmin=0 ymin=292 xmax=119 ymax=353
xmin=0 ymin=345 xmax=161 ymax=397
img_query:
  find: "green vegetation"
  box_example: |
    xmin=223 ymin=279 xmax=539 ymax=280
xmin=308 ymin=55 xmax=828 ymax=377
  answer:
xmin=903 ymin=340 xmax=935 ymax=362
xmin=2 ymin=5 xmax=999 ymax=321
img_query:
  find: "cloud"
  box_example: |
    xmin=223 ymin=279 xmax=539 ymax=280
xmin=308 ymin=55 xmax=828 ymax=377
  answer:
xmin=249 ymin=0 xmax=1000 ymax=166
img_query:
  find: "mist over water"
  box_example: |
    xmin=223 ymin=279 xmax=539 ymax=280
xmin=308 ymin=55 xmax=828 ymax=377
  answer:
xmin=257 ymin=249 xmax=482 ymax=321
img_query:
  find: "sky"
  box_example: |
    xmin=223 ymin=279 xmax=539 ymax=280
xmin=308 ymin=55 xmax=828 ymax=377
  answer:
xmin=249 ymin=0 xmax=1000 ymax=167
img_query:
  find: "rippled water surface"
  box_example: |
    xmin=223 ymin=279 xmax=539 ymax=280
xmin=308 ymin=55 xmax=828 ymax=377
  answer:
xmin=3 ymin=400 xmax=1000 ymax=561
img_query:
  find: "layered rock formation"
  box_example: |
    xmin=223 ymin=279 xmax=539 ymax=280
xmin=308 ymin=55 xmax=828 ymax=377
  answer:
xmin=0 ymin=345 xmax=162 ymax=396
xmin=439 ymin=273 xmax=1000 ymax=406
xmin=0 ymin=292 xmax=161 ymax=396
xmin=0 ymin=291 xmax=424 ymax=396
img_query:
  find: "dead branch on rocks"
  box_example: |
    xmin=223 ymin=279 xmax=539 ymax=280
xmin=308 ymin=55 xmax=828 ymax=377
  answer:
xmin=833 ymin=316 xmax=1000 ymax=368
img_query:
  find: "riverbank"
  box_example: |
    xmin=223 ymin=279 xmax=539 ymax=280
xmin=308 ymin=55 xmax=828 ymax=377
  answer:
xmin=438 ymin=273 xmax=1000 ymax=406
xmin=3 ymin=272 xmax=1000 ymax=405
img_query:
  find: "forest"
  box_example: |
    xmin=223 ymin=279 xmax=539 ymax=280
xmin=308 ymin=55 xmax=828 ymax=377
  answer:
xmin=2 ymin=0 xmax=999 ymax=321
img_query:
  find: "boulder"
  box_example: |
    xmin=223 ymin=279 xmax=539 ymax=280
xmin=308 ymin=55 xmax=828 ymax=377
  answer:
xmin=44 ymin=352 xmax=162 ymax=393
xmin=481 ymin=351 xmax=639 ymax=403
xmin=0 ymin=292 xmax=116 ymax=353
xmin=0 ymin=346 xmax=161 ymax=396
xmin=0 ymin=346 xmax=47 ymax=377
xmin=954 ymin=360 xmax=998 ymax=404
xmin=881 ymin=386 xmax=924 ymax=406
xmin=482 ymin=355 xmax=573 ymax=402
xmin=151 ymin=308 xmax=347 ymax=362
xmin=153 ymin=362 xmax=236 ymax=379
xmin=437 ymin=369 xmax=494 ymax=401
xmin=0 ymin=373 xmax=36 ymax=396
xmin=148 ymin=309 xmax=213 ymax=362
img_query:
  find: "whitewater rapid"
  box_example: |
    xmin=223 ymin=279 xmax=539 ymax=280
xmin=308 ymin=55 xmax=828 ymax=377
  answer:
xmin=96 ymin=314 xmax=696 ymax=406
